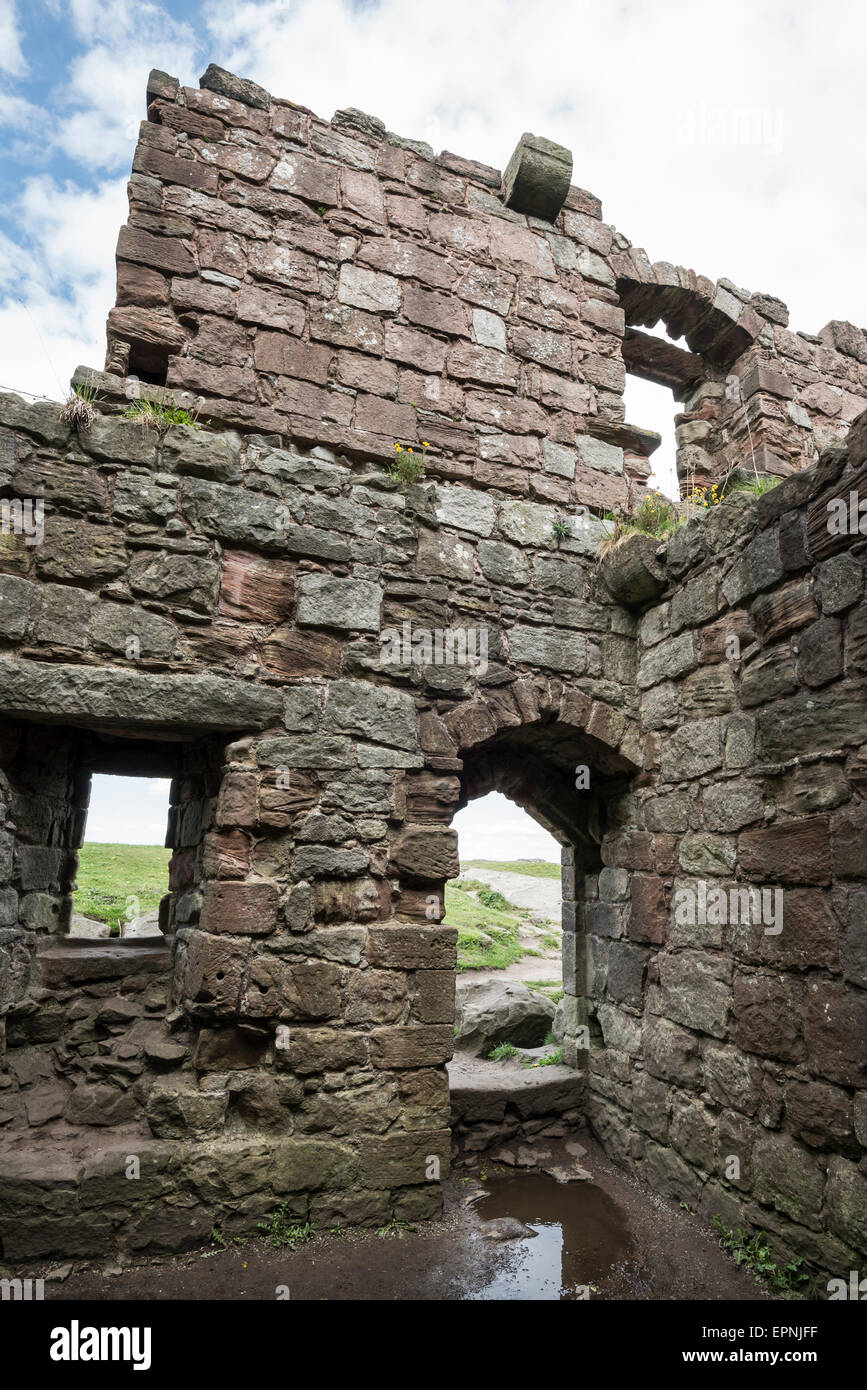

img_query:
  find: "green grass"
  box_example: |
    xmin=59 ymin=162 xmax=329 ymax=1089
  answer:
xmin=75 ymin=842 xmax=170 ymax=931
xmin=124 ymin=393 xmax=200 ymax=432
xmin=445 ymin=881 xmax=528 ymax=972
xmin=488 ymin=1042 xmax=521 ymax=1061
xmin=526 ymin=981 xmax=564 ymax=1004
xmin=523 ymin=1047 xmax=564 ymax=1068
xmin=463 ymin=859 xmax=561 ymax=879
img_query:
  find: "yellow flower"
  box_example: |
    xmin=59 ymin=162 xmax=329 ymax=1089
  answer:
xmin=422 ymin=440 xmax=430 ymax=447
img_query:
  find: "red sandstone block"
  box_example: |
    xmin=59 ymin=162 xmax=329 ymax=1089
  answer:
xmin=385 ymin=324 xmax=446 ymax=374
xmin=172 ymin=276 xmax=236 ymax=316
xmin=341 ymin=167 xmax=386 ymax=223
xmin=220 ymin=551 xmax=295 ymax=623
xmin=117 ymin=224 xmax=194 ymax=275
xmin=354 ymin=393 xmax=417 ymax=439
xmin=509 ymin=324 xmax=573 ymax=373
xmin=488 ymin=219 xmax=557 ymax=280
xmin=184 ymin=85 xmax=269 ymax=133
xmin=465 ymin=391 xmax=547 ymax=434
xmin=198 ymin=228 xmax=247 ymax=279
xmin=454 ymin=262 xmax=515 ymax=315
xmin=447 ymin=342 xmax=520 ymax=388
xmin=397 ymin=370 xmax=464 ymax=417
xmin=237 ymin=283 xmax=305 ymax=333
xmin=202 ymin=830 xmax=252 ymax=881
xmin=116 ymin=261 xmax=169 ymax=308
xmin=336 ymin=350 xmax=398 ymax=397
xmin=133 ymin=145 xmax=219 ymax=194
xmin=402 ymin=284 xmax=470 ymax=337
xmin=261 ymin=626 xmax=341 ymax=678
xmin=386 ymin=194 xmax=428 ymax=235
xmin=309 ymin=302 xmax=383 ymax=354
xmin=271 ymin=148 xmax=339 ymax=205
xmin=358 ymin=237 xmax=457 ymax=291
xmin=248 ymin=241 xmax=320 ymax=293
xmin=473 ymin=459 xmax=529 ymax=494
xmin=738 ymin=816 xmax=831 ymax=885
xmin=167 ymin=358 xmax=256 ymax=401
xmin=275 ymin=378 xmax=353 ymax=425
xmin=148 ymin=99 xmax=224 ymax=142
xmin=254 ymin=332 xmax=330 ymax=382
xmin=271 ymin=103 xmax=310 ymax=142
xmin=429 ymin=211 xmax=490 ymax=257
xmin=200 ymin=880 xmax=279 ymax=935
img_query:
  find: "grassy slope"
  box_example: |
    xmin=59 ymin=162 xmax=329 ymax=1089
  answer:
xmin=444 ymin=881 xmax=531 ymax=972
xmin=75 ymin=843 xmax=171 ymax=928
xmin=463 ymin=858 xmax=561 ymax=879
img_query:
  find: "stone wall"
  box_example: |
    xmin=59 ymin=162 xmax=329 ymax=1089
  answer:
xmin=0 ymin=63 xmax=864 ymax=1279
xmin=584 ymin=442 xmax=867 ymax=1279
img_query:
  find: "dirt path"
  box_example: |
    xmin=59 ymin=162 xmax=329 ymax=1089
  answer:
xmin=457 ymin=868 xmax=563 ymax=988
xmin=459 ymin=868 xmax=561 ymax=922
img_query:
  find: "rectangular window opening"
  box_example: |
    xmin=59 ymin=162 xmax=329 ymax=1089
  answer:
xmin=72 ymin=772 xmax=172 ymax=941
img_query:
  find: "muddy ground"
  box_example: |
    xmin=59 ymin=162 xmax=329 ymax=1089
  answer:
xmin=48 ymin=1136 xmax=772 ymax=1303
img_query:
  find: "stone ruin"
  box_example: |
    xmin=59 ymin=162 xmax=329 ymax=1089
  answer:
xmin=0 ymin=61 xmax=864 ymax=1282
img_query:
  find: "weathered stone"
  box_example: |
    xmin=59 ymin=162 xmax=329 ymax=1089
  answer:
xmin=655 ymin=950 xmax=731 ymax=1038
xmin=502 ymin=133 xmax=572 ymax=221
xmin=296 ymin=574 xmax=383 ymax=631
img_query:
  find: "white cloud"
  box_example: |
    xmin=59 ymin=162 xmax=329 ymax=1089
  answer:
xmin=0 ymin=91 xmax=40 ymax=126
xmin=0 ymin=175 xmax=126 ymax=400
xmin=84 ymin=773 xmax=170 ymax=845
xmin=453 ymin=791 xmax=560 ymax=864
xmin=0 ymin=0 xmax=27 ymax=76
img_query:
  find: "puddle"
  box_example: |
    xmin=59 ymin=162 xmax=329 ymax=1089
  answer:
xmin=470 ymin=1172 xmax=634 ymax=1300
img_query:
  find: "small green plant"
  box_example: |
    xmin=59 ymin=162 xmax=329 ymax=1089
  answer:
xmin=476 ymin=886 xmax=512 ymax=911
xmin=523 ymin=1046 xmax=564 ymax=1068
xmin=376 ymin=1219 xmax=415 ymax=1239
xmin=61 ymin=377 xmax=100 ymax=430
xmin=124 ymin=392 xmax=201 ymax=434
xmin=201 ymin=1225 xmax=243 ymax=1256
xmin=600 ymin=491 xmax=683 ymax=555
xmin=726 ymin=474 xmax=781 ymax=498
xmin=488 ymin=1042 xmax=520 ymax=1061
xmin=257 ymin=1204 xmax=314 ymax=1250
xmin=388 ymin=440 xmax=429 ymax=486
xmin=713 ymin=1217 xmax=808 ymax=1297
xmin=551 ymin=516 xmax=572 ymax=544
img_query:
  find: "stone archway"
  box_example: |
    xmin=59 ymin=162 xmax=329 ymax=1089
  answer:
xmin=394 ymin=686 xmax=643 ymax=1069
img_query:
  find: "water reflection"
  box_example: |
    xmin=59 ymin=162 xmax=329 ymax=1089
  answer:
xmin=470 ymin=1172 xmax=633 ymax=1300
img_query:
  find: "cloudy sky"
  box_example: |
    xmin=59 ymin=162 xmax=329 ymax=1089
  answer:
xmin=3 ymin=0 xmax=862 ymax=855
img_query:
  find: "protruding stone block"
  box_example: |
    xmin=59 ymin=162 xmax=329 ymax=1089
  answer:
xmin=199 ymin=63 xmax=270 ymax=110
xmin=501 ymin=133 xmax=572 ymax=222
